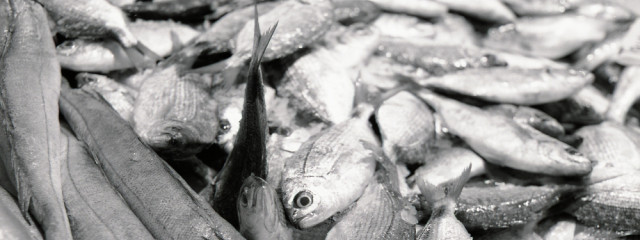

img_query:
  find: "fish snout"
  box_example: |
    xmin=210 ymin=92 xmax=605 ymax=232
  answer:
xmin=144 ymin=122 xmax=204 ymax=158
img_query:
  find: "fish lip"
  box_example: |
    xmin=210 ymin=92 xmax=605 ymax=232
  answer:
xmin=289 ymin=214 xmax=311 ymax=229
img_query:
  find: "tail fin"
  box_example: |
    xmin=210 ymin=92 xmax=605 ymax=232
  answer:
xmin=245 ymin=4 xmax=277 ymax=102
xmin=123 ymin=42 xmax=161 ymax=70
xmin=418 ymin=164 xmax=471 ymax=207
xmin=447 ymin=163 xmax=472 ymax=201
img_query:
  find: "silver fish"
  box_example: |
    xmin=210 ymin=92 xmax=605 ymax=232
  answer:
xmin=434 ymin=0 xmax=516 ymax=23
xmin=408 ymin=147 xmax=486 ymax=187
xmin=367 ymin=0 xmax=448 ymax=19
xmin=606 ymin=66 xmax=640 ymax=123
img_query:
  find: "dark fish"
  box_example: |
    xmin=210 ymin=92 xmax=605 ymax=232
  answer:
xmin=59 ymin=87 xmax=243 ymax=239
xmin=212 ymin=7 xmax=278 ymax=227
xmin=0 ymin=0 xmax=71 ymax=238
xmin=122 ymin=0 xmax=214 ymax=22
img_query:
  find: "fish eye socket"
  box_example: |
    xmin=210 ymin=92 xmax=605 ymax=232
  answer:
xmin=58 ymin=41 xmax=76 ymax=50
xmin=219 ymin=119 xmax=231 ymax=132
xmin=564 ymin=147 xmax=581 ymax=156
xmin=294 ymin=191 xmax=313 ymax=208
xmin=240 ymin=190 xmax=249 ymax=207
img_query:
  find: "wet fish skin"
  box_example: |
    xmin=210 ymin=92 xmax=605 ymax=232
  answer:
xmin=419 ymin=68 xmax=594 ymax=105
xmin=332 ymin=0 xmax=381 ymax=25
xmin=500 ymin=0 xmax=569 ymax=16
xmin=536 ymin=85 xmax=609 ymax=125
xmin=76 ymin=73 xmax=136 ymax=121
xmin=0 ymin=187 xmax=42 ymax=240
xmin=434 ymin=0 xmax=516 ymax=23
xmin=415 ymin=90 xmax=593 ymax=176
xmin=132 ymin=66 xmax=218 ymax=159
xmin=122 ymin=0 xmax=213 ymax=21
xmin=60 ymin=88 xmax=244 ymax=240
xmin=408 ymin=147 xmax=486 ymax=187
xmin=60 ymin=130 xmax=155 ymax=240
xmin=574 ymin=2 xmax=635 ymax=22
xmin=376 ymin=91 xmax=435 ymax=164
xmin=573 ymin=31 xmax=625 ymax=71
xmin=617 ymin=18 xmax=640 ymax=65
xmin=484 ymin=104 xmax=565 ymax=138
xmin=377 ymin=41 xmax=506 ymax=76
xmin=367 ymin=0 xmax=448 ymax=19
xmin=606 ymin=66 xmax=640 ymax=123
xmin=56 ymin=39 xmax=134 ymax=73
xmin=416 ymin=166 xmax=472 ymax=240
xmin=281 ymin=105 xmax=379 ymax=229
xmin=477 ymin=220 xmax=542 ymax=240
xmin=483 ymin=14 xmax=610 ymax=59
xmin=237 ymin=176 xmax=292 ymax=240
xmin=0 ymin=0 xmax=71 ymax=239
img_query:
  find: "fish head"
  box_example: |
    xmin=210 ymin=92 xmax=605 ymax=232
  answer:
xmin=56 ymin=39 xmax=130 ymax=72
xmin=143 ymin=120 xmax=210 ymax=159
xmin=237 ymin=175 xmax=287 ymax=238
xmin=216 ymin=101 xmax=243 ymax=153
xmin=281 ymin=177 xmax=334 ymax=229
xmin=539 ymin=141 xmax=593 ymax=175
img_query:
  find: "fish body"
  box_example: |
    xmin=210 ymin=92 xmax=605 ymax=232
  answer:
xmin=60 ymin=88 xmax=243 ymax=240
xmin=332 ymin=0 xmax=381 ymax=25
xmin=133 ymin=66 xmax=218 ymax=159
xmin=376 ymin=91 xmax=435 ymax=164
xmin=574 ymin=2 xmax=635 ymax=22
xmin=484 ymin=104 xmax=565 ymax=138
xmin=281 ymin=104 xmax=379 ymax=228
xmin=477 ymin=221 xmax=542 ymax=240
xmin=76 ymin=73 xmax=136 ymax=121
xmin=419 ymin=68 xmax=594 ymax=105
xmin=537 ymin=85 xmax=609 ymax=125
xmin=408 ymin=147 xmax=486 ymax=187
xmin=0 ymin=0 xmax=71 ymax=238
xmin=121 ymin=0 xmax=213 ymax=21
xmin=606 ymin=66 xmax=640 ymax=123
xmin=483 ymin=14 xmax=610 ymax=59
xmin=377 ymin=41 xmax=506 ymax=76
xmin=415 ymin=90 xmax=593 ymax=176
xmin=617 ymin=18 xmax=640 ymax=65
xmin=367 ymin=0 xmax=448 ymax=19
xmin=501 ymin=0 xmax=569 ymax=16
xmin=434 ymin=0 xmax=516 ymax=23
xmin=60 ymin=130 xmax=154 ymax=240
xmin=0 ymin=187 xmax=42 ymax=240
xmin=574 ymin=30 xmax=624 ymax=71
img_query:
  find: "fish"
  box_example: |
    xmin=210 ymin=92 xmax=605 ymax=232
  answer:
xmin=455 ymin=182 xmax=575 ymax=230
xmin=76 ymin=73 xmax=137 ymax=121
xmin=376 ymin=40 xmax=507 ymax=76
xmin=60 ymin=87 xmax=244 ymax=240
xmin=227 ymin=0 xmax=334 ymax=67
xmin=500 ymin=0 xmax=569 ymax=16
xmin=407 ymin=147 xmax=486 ymax=187
xmin=212 ymin=8 xmax=277 ymax=227
xmin=415 ymin=165 xmax=472 ymax=240
xmin=367 ymin=0 xmax=448 ymax=19
xmin=0 ymin=0 xmax=71 ymax=238
xmin=573 ymin=221 xmax=638 ymax=239
xmin=573 ymin=30 xmax=625 ymax=71
xmin=0 ymin=186 xmax=42 ymax=240
xmin=375 ymin=91 xmax=436 ymax=164
xmin=476 ymin=219 xmax=542 ymax=240
xmin=536 ymin=85 xmax=609 ymax=125
xmin=484 ymin=104 xmax=565 ymax=138
xmin=414 ymin=90 xmax=593 ymax=176
xmin=617 ymin=18 xmax=640 ymax=66
xmin=574 ymin=1 xmax=635 ymax=22
xmin=106 ymin=0 xmax=133 ymax=7
xmin=606 ymin=66 xmax=640 ymax=123
xmin=132 ymin=65 xmax=218 ymax=159
xmin=417 ymin=68 xmax=594 ymax=105
xmin=575 ymin=121 xmax=640 ymax=183
xmin=38 ymin=0 xmax=160 ymax=68
xmin=332 ymin=0 xmax=381 ymax=25
xmin=276 ymin=24 xmax=379 ymax=124
xmin=567 ymin=172 xmax=640 ymax=234
xmin=483 ymin=14 xmax=610 ymax=59
xmin=483 ymin=49 xmax=569 ymax=69
xmin=60 ymin=129 xmax=155 ymax=240
xmin=433 ymin=0 xmax=516 ymax=23
xmin=536 ymin=216 xmax=576 ymax=240
xmin=121 ymin=0 xmax=214 ymax=22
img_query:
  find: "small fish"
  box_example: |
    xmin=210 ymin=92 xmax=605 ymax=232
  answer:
xmin=0 ymin=0 xmax=71 ymax=238
xmin=483 ymin=14 xmax=610 ymax=59
xmin=375 ymin=91 xmax=436 ymax=164
xmin=574 ymin=2 xmax=635 ymax=22
xmin=483 ymin=49 xmax=569 ymax=69
xmin=537 ymin=216 xmax=576 ymax=240
xmin=434 ymin=0 xmax=516 ymax=23
xmin=414 ymin=90 xmax=593 ymax=176
xmin=500 ymin=0 xmax=569 ymax=16
xmin=606 ymin=66 xmax=640 ymax=123
xmin=536 ymin=85 xmax=609 ymax=125
xmin=372 ymin=14 xmax=436 ymax=43
xmin=38 ymin=0 xmax=160 ymax=68
xmin=332 ymin=0 xmax=381 ymax=25
xmin=416 ymin=165 xmax=472 ymax=240
xmin=377 ymin=40 xmax=506 ymax=76
xmin=121 ymin=0 xmax=214 ymax=22
xmin=0 ymin=186 xmax=42 ymax=240
xmin=76 ymin=73 xmax=136 ymax=121
xmin=484 ymin=104 xmax=565 ymax=138
xmin=573 ymin=30 xmax=625 ymax=71
xmin=408 ymin=147 xmax=486 ymax=187
xmin=212 ymin=8 xmax=277 ymax=227
xmin=418 ymin=68 xmax=594 ymax=105
xmin=367 ymin=0 xmax=448 ymax=19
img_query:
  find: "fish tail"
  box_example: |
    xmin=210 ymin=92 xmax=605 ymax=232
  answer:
xmin=123 ymin=42 xmax=160 ymax=70
xmin=248 ymin=5 xmax=277 ymax=75
xmin=447 ymin=163 xmax=472 ymax=202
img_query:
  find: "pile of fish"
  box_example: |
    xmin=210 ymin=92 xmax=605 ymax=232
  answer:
xmin=3 ymin=0 xmax=640 ymax=239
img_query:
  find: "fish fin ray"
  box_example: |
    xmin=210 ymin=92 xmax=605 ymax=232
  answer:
xmin=123 ymin=42 xmax=160 ymax=70
xmin=447 ymin=164 xmax=472 ymax=202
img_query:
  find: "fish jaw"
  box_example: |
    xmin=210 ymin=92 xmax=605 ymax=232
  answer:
xmin=237 ymin=176 xmax=291 ymax=240
xmin=140 ymin=120 xmax=212 ymax=159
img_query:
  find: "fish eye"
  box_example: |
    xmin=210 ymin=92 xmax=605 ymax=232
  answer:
xmin=219 ymin=119 xmax=231 ymax=133
xmin=240 ymin=189 xmax=249 ymax=207
xmin=58 ymin=41 xmax=76 ymax=50
xmin=294 ymin=191 xmax=313 ymax=208
xmin=564 ymin=147 xmax=582 ymax=156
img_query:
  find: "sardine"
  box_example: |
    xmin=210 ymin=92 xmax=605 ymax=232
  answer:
xmin=484 ymin=104 xmax=565 ymax=138
xmin=416 ymin=165 xmax=472 ymax=240
xmin=76 ymin=73 xmax=136 ymax=121
xmin=376 ymin=91 xmax=435 ymax=164
xmin=60 ymin=87 xmax=243 ymax=240
xmin=132 ymin=65 xmax=218 ymax=159
xmin=212 ymin=11 xmax=277 ymax=227
xmin=434 ymin=0 xmax=516 ymax=23
xmin=0 ymin=0 xmax=71 ymax=238
xmin=122 ymin=0 xmax=213 ymax=22
xmin=0 ymin=187 xmax=42 ymax=240
xmin=483 ymin=14 xmax=610 ymax=59
xmin=418 ymin=68 xmax=594 ymax=105
xmin=367 ymin=0 xmax=448 ymax=19
xmin=38 ymin=0 xmax=160 ymax=68
xmin=377 ymin=40 xmax=506 ymax=76
xmin=606 ymin=66 xmax=640 ymax=123
xmin=414 ymin=90 xmax=593 ymax=176
xmin=408 ymin=147 xmax=486 ymax=187
xmin=60 ymin=129 xmax=154 ymax=240
xmin=500 ymin=0 xmax=569 ymax=16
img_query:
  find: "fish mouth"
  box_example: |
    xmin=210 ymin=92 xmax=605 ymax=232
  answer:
xmin=143 ymin=121 xmax=207 ymax=158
